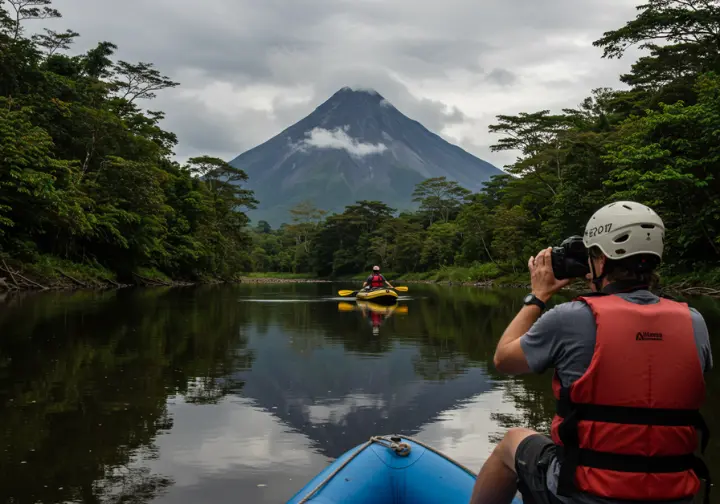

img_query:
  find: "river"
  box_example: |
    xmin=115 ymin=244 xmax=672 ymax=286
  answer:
xmin=0 ymin=283 xmax=717 ymax=503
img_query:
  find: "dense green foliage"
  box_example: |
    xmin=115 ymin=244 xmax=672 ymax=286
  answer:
xmin=250 ymin=0 xmax=720 ymax=283
xmin=0 ymin=0 xmax=256 ymax=282
xmin=3 ymin=0 xmax=720 ymax=286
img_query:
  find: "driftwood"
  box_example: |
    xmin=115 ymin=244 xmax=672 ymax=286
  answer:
xmin=676 ymin=286 xmax=720 ymax=297
xmin=132 ymin=272 xmax=171 ymax=286
xmin=1 ymin=260 xmax=48 ymax=290
xmin=2 ymin=260 xmax=18 ymax=287
xmin=55 ymin=268 xmax=88 ymax=288
xmin=99 ymin=275 xmax=122 ymax=287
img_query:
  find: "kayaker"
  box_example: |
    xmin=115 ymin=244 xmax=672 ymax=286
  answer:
xmin=361 ymin=265 xmax=394 ymax=290
xmin=470 ymin=201 xmax=712 ymax=504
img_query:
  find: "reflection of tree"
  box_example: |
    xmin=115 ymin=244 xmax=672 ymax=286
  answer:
xmin=0 ymin=286 xmax=254 ymax=503
xmin=92 ymin=457 xmax=173 ymax=504
xmin=411 ymin=346 xmax=472 ymax=382
xmin=488 ymin=378 xmax=555 ymax=444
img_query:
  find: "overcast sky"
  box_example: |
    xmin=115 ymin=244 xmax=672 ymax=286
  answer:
xmin=42 ymin=0 xmax=643 ymax=169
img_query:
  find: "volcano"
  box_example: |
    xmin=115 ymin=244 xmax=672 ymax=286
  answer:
xmin=229 ymin=87 xmax=503 ymax=226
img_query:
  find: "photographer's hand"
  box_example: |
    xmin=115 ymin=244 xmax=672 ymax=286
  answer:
xmin=529 ymin=247 xmax=570 ymax=302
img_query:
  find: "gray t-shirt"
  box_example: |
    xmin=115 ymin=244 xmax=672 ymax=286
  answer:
xmin=520 ymin=290 xmax=713 ymax=504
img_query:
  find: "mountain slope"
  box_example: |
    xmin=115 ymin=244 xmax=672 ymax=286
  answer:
xmin=229 ymin=87 xmax=503 ymax=226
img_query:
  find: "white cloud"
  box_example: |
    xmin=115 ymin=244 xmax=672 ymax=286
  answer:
xmin=301 ymin=125 xmax=388 ymax=157
xmin=40 ymin=0 xmax=644 ymax=168
xmin=415 ymin=386 xmax=519 ymax=471
xmin=306 ymin=393 xmax=387 ymax=425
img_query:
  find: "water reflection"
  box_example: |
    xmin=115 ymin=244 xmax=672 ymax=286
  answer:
xmin=146 ymin=396 xmax=330 ymax=504
xmin=0 ymin=288 xmax=252 ymax=504
xmin=0 ymin=284 xmax=716 ymax=503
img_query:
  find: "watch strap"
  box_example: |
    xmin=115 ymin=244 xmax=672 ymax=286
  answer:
xmin=525 ymin=294 xmax=546 ymax=311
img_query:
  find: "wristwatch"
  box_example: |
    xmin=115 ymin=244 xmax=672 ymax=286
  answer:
xmin=523 ymin=293 xmax=546 ymax=311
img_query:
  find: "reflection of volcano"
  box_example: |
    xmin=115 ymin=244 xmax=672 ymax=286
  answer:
xmin=230 ymin=326 xmax=499 ymax=458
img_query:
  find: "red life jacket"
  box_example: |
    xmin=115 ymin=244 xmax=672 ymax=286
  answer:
xmin=369 ymin=273 xmax=384 ymax=288
xmin=551 ymin=294 xmax=710 ymax=502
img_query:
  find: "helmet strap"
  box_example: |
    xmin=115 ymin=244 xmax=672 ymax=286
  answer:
xmin=590 ymin=259 xmax=605 ymax=291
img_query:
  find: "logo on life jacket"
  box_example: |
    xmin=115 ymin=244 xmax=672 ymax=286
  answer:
xmin=636 ymin=331 xmax=663 ymax=341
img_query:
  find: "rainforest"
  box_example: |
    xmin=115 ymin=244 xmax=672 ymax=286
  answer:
xmin=1 ymin=0 xmax=719 ymax=291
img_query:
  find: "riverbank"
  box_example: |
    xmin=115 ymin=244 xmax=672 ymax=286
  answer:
xmin=238 ymin=274 xmax=330 ymax=284
xmin=247 ymin=264 xmax=720 ymax=298
xmin=0 ymin=256 xmax=227 ymax=292
xmin=3 ymin=258 xmax=718 ymax=298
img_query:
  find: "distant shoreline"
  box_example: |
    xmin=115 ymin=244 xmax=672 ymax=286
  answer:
xmin=1 ymin=267 xmax=717 ymax=299
xmin=240 ymin=275 xmax=720 ymax=298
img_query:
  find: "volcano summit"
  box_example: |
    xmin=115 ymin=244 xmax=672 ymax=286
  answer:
xmin=229 ymin=87 xmax=503 ymax=226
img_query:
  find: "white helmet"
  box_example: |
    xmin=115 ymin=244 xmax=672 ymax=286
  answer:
xmin=583 ymin=201 xmax=665 ymax=261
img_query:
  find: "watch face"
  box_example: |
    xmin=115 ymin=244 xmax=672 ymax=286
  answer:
xmin=524 ymin=294 xmax=534 ymax=304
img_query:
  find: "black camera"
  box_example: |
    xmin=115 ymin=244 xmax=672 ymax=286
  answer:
xmin=551 ymin=236 xmax=590 ymax=279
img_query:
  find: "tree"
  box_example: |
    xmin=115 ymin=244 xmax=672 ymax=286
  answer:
xmin=491 ymin=205 xmax=531 ymax=272
xmin=186 ymin=156 xmax=256 ymax=212
xmin=5 ymin=0 xmax=60 ymax=40
xmin=456 ymin=199 xmax=496 ymax=265
xmin=489 ymin=111 xmax=571 ymax=196
xmin=32 ymin=28 xmax=78 ymax=56
xmin=286 ymin=200 xmax=326 ymax=255
xmin=421 ymin=222 xmax=461 ymax=269
xmin=603 ymin=72 xmax=720 ymax=267
xmin=255 ymin=220 xmax=271 ymax=234
xmin=594 ymin=0 xmax=720 ymax=108
xmin=411 ymin=177 xmax=471 ymax=224
xmin=0 ymin=0 xmax=259 ymax=281
xmin=112 ymin=61 xmax=179 ymax=106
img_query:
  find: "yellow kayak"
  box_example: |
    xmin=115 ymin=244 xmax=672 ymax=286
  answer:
xmin=338 ymin=300 xmax=408 ymax=315
xmin=356 ymin=288 xmax=398 ymax=305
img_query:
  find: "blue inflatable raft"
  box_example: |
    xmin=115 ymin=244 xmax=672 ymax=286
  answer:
xmin=287 ymin=435 xmax=523 ymax=503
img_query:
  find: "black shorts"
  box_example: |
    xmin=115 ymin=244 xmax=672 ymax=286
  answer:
xmin=514 ymin=434 xmax=563 ymax=504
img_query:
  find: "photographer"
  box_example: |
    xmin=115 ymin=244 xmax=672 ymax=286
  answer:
xmin=469 ymin=201 xmax=713 ymax=504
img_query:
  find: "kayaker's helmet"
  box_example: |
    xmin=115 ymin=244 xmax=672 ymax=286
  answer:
xmin=372 ymin=265 xmax=380 ymax=272
xmin=583 ymin=201 xmax=665 ymax=261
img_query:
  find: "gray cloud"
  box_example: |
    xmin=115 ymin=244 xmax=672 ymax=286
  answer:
xmin=40 ymin=0 xmax=642 ymax=165
xmin=485 ymin=68 xmax=518 ymax=87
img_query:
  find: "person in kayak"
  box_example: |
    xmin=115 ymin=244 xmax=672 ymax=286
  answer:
xmin=470 ymin=201 xmax=712 ymax=504
xmin=362 ymin=265 xmax=394 ymax=290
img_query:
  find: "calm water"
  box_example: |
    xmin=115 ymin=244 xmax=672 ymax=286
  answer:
xmin=0 ymin=283 xmax=717 ymax=503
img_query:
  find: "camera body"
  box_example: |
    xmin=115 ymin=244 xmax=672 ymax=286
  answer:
xmin=551 ymin=235 xmax=590 ymax=280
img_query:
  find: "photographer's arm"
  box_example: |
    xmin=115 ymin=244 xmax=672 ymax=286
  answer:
xmin=493 ymin=305 xmax=543 ymax=374
xmin=493 ymin=248 xmax=569 ymax=375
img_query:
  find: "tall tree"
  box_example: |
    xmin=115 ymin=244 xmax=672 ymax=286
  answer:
xmin=412 ymin=177 xmax=471 ymax=224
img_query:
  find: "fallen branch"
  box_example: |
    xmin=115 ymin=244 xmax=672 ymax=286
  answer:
xmin=0 ymin=277 xmax=16 ymax=291
xmin=55 ymin=268 xmax=88 ymax=288
xmin=17 ymin=272 xmax=47 ymax=290
xmin=132 ymin=272 xmax=171 ymax=286
xmin=1 ymin=260 xmax=19 ymax=287
xmin=1 ymin=260 xmax=48 ymax=290
xmin=678 ymin=286 xmax=720 ymax=297
xmin=99 ymin=275 xmax=122 ymax=288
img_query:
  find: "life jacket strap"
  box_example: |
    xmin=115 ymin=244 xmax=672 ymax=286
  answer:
xmin=555 ymin=386 xmax=711 ymax=502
